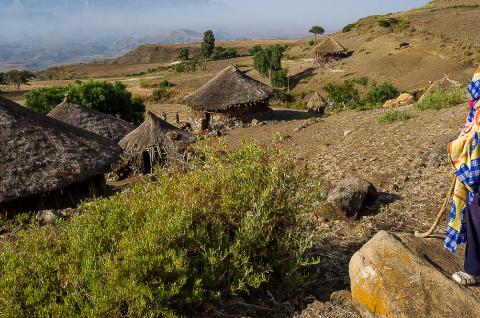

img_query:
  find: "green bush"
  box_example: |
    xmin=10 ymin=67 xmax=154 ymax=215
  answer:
xmin=151 ymin=81 xmax=174 ymax=101
xmin=324 ymin=81 xmax=361 ymax=109
xmin=25 ymin=86 xmax=68 ymax=114
xmin=378 ymin=17 xmax=400 ymax=28
xmin=271 ymin=68 xmax=289 ymax=88
xmin=0 ymin=144 xmax=317 ymax=317
xmin=211 ymin=47 xmax=237 ymax=61
xmin=25 ymin=81 xmax=145 ymax=125
xmin=363 ymin=82 xmax=399 ymax=106
xmin=178 ymin=47 xmax=190 ymax=61
xmin=416 ymin=88 xmax=465 ymax=110
xmin=379 ymin=110 xmax=413 ymax=123
xmin=309 ymin=40 xmax=315 ymax=46
xmin=342 ymin=23 xmax=356 ymax=33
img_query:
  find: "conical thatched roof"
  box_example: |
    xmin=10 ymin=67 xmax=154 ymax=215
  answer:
xmin=314 ymin=37 xmax=347 ymax=55
xmin=48 ymin=97 xmax=136 ymax=142
xmin=119 ymin=111 xmax=195 ymax=153
xmin=307 ymin=92 xmax=327 ymax=111
xmin=0 ymin=97 xmax=122 ymax=204
xmin=183 ymin=65 xmax=274 ymax=112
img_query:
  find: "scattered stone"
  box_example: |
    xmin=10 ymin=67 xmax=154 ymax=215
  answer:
xmin=344 ymin=130 xmax=352 ymax=137
xmin=326 ymin=177 xmax=378 ymax=218
xmin=36 ymin=210 xmax=66 ymax=225
xmin=383 ymin=93 xmax=415 ymax=108
xmin=350 ymin=231 xmax=480 ymax=318
xmin=251 ymin=119 xmax=259 ymax=127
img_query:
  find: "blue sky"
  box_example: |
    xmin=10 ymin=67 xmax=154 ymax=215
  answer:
xmin=0 ymin=0 xmax=430 ymax=42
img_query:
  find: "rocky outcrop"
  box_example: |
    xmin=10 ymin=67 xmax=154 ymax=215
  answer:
xmin=326 ymin=177 xmax=378 ymax=219
xmin=383 ymin=93 xmax=415 ymax=108
xmin=349 ymin=231 xmax=480 ymax=318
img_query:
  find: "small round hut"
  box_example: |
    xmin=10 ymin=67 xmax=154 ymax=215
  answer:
xmin=118 ymin=111 xmax=196 ymax=175
xmin=0 ymin=97 xmax=122 ymax=214
xmin=314 ymin=37 xmax=348 ymax=63
xmin=183 ymin=65 xmax=274 ymax=128
xmin=307 ymin=92 xmax=327 ymax=114
xmin=48 ymin=95 xmax=136 ymax=142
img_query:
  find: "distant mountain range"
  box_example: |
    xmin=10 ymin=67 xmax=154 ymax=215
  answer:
xmin=0 ymin=29 xmax=232 ymax=71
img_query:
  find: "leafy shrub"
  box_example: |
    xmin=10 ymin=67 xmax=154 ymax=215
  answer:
xmin=0 ymin=143 xmax=317 ymax=317
xmin=211 ymin=47 xmax=237 ymax=61
xmin=25 ymin=86 xmax=68 ymax=114
xmin=363 ymin=82 xmax=399 ymax=106
xmin=309 ymin=40 xmax=315 ymax=46
xmin=25 ymin=81 xmax=145 ymax=125
xmin=271 ymin=68 xmax=289 ymax=88
xmin=151 ymin=80 xmax=174 ymax=101
xmin=416 ymin=88 xmax=465 ymax=110
xmin=342 ymin=23 xmax=357 ymax=33
xmin=175 ymin=60 xmax=201 ymax=73
xmin=379 ymin=110 xmax=413 ymax=123
xmin=178 ymin=47 xmax=190 ymax=61
xmin=273 ymin=89 xmax=295 ymax=103
xmin=378 ymin=17 xmax=400 ymax=28
xmin=324 ymin=81 xmax=361 ymax=109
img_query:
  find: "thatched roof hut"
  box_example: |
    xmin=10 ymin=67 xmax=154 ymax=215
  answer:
xmin=118 ymin=111 xmax=195 ymax=175
xmin=314 ymin=37 xmax=347 ymax=56
xmin=48 ymin=96 xmax=136 ymax=142
xmin=307 ymin=92 xmax=327 ymax=113
xmin=183 ymin=65 xmax=274 ymax=114
xmin=0 ymin=97 xmax=122 ymax=213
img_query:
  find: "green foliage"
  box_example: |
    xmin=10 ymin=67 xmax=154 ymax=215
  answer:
xmin=178 ymin=47 xmax=190 ymax=61
xmin=416 ymin=88 xmax=465 ymax=111
xmin=271 ymin=68 xmax=289 ymax=88
xmin=323 ymin=81 xmax=361 ymax=109
xmin=175 ymin=59 xmax=201 ymax=73
xmin=273 ymin=89 xmax=295 ymax=103
xmin=0 ymin=143 xmax=318 ymax=317
xmin=3 ymin=70 xmax=35 ymax=88
xmin=211 ymin=47 xmax=237 ymax=61
xmin=24 ymin=86 xmax=69 ymax=114
xmin=252 ymin=45 xmax=287 ymax=87
xmin=200 ymin=30 xmax=215 ymax=59
xmin=25 ymin=81 xmax=145 ymax=125
xmin=324 ymin=79 xmax=399 ymax=111
xmin=379 ymin=110 xmax=413 ymax=123
xmin=309 ymin=40 xmax=315 ymax=46
xmin=363 ymin=82 xmax=399 ymax=106
xmin=151 ymin=80 xmax=174 ymax=101
xmin=0 ymin=72 xmax=4 ymax=85
xmin=378 ymin=17 xmax=400 ymax=28
xmin=342 ymin=23 xmax=356 ymax=33
xmin=309 ymin=26 xmax=325 ymax=39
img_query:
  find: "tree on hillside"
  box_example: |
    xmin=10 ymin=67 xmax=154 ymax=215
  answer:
xmin=4 ymin=70 xmax=35 ymax=89
xmin=309 ymin=26 xmax=325 ymax=40
xmin=252 ymin=45 xmax=288 ymax=88
xmin=178 ymin=48 xmax=190 ymax=61
xmin=25 ymin=81 xmax=145 ymax=125
xmin=0 ymin=73 xmax=5 ymax=85
xmin=200 ymin=30 xmax=215 ymax=70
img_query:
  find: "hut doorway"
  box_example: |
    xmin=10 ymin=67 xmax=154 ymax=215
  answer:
xmin=203 ymin=112 xmax=211 ymax=130
xmin=142 ymin=150 xmax=152 ymax=174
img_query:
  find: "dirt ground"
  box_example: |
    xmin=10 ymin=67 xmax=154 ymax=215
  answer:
xmin=202 ymin=102 xmax=466 ymax=317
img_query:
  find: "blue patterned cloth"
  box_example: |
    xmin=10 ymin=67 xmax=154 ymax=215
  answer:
xmin=469 ymin=80 xmax=480 ymax=101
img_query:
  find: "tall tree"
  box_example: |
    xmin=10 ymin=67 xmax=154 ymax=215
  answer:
xmin=252 ymin=45 xmax=288 ymax=88
xmin=309 ymin=26 xmax=325 ymax=40
xmin=200 ymin=30 xmax=215 ymax=70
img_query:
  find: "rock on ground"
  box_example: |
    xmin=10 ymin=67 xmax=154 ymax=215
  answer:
xmin=350 ymin=230 xmax=480 ymax=318
xmin=383 ymin=93 xmax=415 ymax=108
xmin=326 ymin=177 xmax=378 ymax=218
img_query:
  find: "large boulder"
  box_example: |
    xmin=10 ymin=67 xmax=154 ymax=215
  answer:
xmin=326 ymin=177 xmax=378 ymax=218
xmin=350 ymin=231 xmax=480 ymax=318
xmin=418 ymin=76 xmax=461 ymax=102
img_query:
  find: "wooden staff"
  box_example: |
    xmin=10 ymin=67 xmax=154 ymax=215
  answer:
xmin=415 ymin=174 xmax=456 ymax=238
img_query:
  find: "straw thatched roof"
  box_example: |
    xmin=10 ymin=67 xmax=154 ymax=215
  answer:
xmin=314 ymin=37 xmax=347 ymax=55
xmin=183 ymin=65 xmax=274 ymax=112
xmin=0 ymin=97 xmax=122 ymax=204
xmin=48 ymin=97 xmax=136 ymax=142
xmin=307 ymin=92 xmax=327 ymax=112
xmin=119 ymin=111 xmax=195 ymax=153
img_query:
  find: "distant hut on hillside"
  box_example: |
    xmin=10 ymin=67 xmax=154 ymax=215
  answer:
xmin=118 ymin=111 xmax=196 ymax=175
xmin=307 ymin=92 xmax=327 ymax=113
xmin=183 ymin=65 xmax=274 ymax=129
xmin=0 ymin=97 xmax=122 ymax=214
xmin=48 ymin=95 xmax=136 ymax=142
xmin=314 ymin=37 xmax=348 ymax=64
